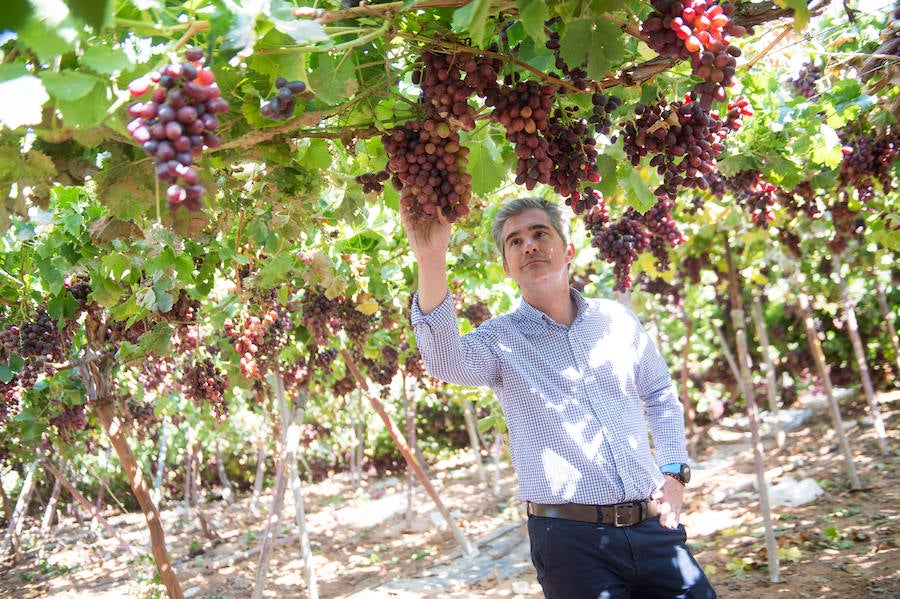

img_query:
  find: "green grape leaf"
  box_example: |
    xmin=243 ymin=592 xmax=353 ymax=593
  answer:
xmin=56 ymin=83 xmax=111 ymax=127
xmin=81 ymin=45 xmax=133 ymax=74
xmin=467 ymin=134 xmax=505 ymax=196
xmin=452 ymin=0 xmax=491 ymax=47
xmin=624 ymin=166 xmax=657 ymax=213
xmin=774 ymin=0 xmax=811 ymax=31
xmin=307 ymin=52 xmax=358 ymax=105
xmin=516 ymin=0 xmax=548 ymax=44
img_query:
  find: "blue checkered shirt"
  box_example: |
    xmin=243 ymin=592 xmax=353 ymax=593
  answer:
xmin=411 ymin=289 xmax=688 ymax=505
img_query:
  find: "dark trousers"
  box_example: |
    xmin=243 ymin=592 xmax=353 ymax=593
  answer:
xmin=527 ymin=514 xmax=717 ymax=598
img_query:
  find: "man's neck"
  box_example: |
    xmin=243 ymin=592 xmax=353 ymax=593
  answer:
xmin=523 ymin=285 xmax=576 ymax=327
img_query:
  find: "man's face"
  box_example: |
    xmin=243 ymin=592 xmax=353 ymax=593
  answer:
xmin=501 ymin=208 xmax=574 ymax=290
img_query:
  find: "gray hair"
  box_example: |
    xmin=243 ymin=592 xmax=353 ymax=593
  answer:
xmin=491 ymin=197 xmax=571 ymax=260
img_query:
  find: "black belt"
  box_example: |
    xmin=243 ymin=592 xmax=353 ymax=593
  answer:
xmin=527 ymin=499 xmax=659 ymax=527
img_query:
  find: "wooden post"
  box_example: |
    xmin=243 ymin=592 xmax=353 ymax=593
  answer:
xmin=342 ymin=349 xmax=478 ymax=557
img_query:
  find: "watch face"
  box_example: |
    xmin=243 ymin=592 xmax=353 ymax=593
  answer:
xmin=681 ymin=464 xmax=692 ymax=484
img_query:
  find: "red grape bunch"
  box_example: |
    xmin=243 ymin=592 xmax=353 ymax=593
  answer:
xmin=621 ymin=96 xmax=729 ymax=200
xmin=49 ymin=404 xmax=88 ymax=441
xmin=725 ymin=170 xmax=778 ymax=228
xmin=788 ymin=61 xmax=823 ymax=99
xmin=225 ymin=308 xmax=291 ymax=378
xmin=590 ymin=211 xmax=651 ymax=292
xmin=545 ymin=108 xmax=600 ymax=204
xmin=381 ymin=118 xmax=472 ymax=224
xmin=641 ymin=0 xmax=748 ymax=109
xmin=181 ymin=357 xmax=228 ymax=420
xmin=590 ymin=92 xmax=624 ymax=137
xmin=413 ymin=51 xmax=501 ymax=131
xmin=125 ymin=46 xmax=229 ymax=212
xmin=838 ymin=130 xmax=899 ymax=202
xmin=260 ymin=77 xmax=307 ymax=120
xmin=483 ymin=79 xmax=556 ymax=190
xmin=300 ymin=289 xmax=343 ymax=346
xmin=582 ymin=191 xmax=610 ymax=237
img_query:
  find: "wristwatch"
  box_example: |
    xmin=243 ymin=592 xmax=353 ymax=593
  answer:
xmin=661 ymin=463 xmax=691 ymax=486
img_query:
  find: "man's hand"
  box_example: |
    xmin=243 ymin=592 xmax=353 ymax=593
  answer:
xmin=401 ymin=204 xmax=452 ymax=314
xmin=401 ymin=204 xmax=452 ymax=261
xmin=653 ymin=478 xmax=685 ymax=529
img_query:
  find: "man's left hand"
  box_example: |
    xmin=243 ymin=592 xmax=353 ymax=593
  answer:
xmin=653 ymin=478 xmax=685 ymax=529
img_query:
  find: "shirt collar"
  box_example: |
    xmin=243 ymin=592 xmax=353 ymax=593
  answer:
xmin=511 ymin=288 xmax=588 ymax=330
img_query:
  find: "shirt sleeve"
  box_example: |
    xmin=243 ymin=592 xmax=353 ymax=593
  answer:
xmin=410 ymin=291 xmax=501 ymax=388
xmin=628 ymin=308 xmax=690 ymax=467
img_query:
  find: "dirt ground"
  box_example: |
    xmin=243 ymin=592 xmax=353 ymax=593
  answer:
xmin=1 ymin=389 xmax=898 ymax=599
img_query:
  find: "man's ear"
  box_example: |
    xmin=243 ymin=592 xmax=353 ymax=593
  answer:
xmin=565 ymin=242 xmax=576 ymax=264
xmin=502 ymin=258 xmax=510 ymax=277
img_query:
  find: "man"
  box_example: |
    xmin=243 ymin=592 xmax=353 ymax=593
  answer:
xmin=404 ymin=197 xmax=715 ymax=598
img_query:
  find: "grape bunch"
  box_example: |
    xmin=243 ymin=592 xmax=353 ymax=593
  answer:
xmin=723 ymin=95 xmax=752 ymax=132
xmin=590 ymin=92 xmax=623 ymax=136
xmin=725 ymin=170 xmax=778 ymax=228
xmin=778 ymin=228 xmax=803 ymax=259
xmin=638 ymin=274 xmax=684 ymax=308
xmin=355 ymin=170 xmax=389 ymax=194
xmin=260 ymin=77 xmax=307 ymax=120
xmin=49 ymin=404 xmax=88 ymax=441
xmin=460 ymin=300 xmax=493 ymax=327
xmin=300 ymin=290 xmax=343 ymax=346
xmin=331 ymin=371 xmax=357 ymax=397
xmin=641 ymin=0 xmax=748 ymax=109
xmin=181 ymin=357 xmax=228 ymax=420
xmin=778 ymin=181 xmax=821 ymax=220
xmin=125 ymin=46 xmax=228 ymax=212
xmin=838 ymin=130 xmax=900 ymax=202
xmin=413 ymin=51 xmax=501 ymax=130
xmin=546 ymin=108 xmax=600 ymax=202
xmin=621 ymin=97 xmax=729 ymax=200
xmin=0 ymin=312 xmax=63 ymax=361
xmin=483 ymin=79 xmax=556 ymax=190
xmin=568 ymin=186 xmax=604 ymax=216
xmin=589 ymin=212 xmax=651 ymax=292
xmin=339 ymin=300 xmax=376 ymax=351
xmin=639 ymin=198 xmax=685 ymax=270
xmin=139 ymin=356 xmax=176 ymax=394
xmin=582 ymin=192 xmax=611 ymax=237
xmin=225 ymin=308 xmax=291 ymax=378
xmin=788 ymin=61 xmax=822 ymax=99
xmin=381 ymin=118 xmax=472 ymax=224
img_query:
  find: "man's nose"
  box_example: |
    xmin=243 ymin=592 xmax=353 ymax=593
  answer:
xmin=522 ymin=237 xmax=538 ymax=252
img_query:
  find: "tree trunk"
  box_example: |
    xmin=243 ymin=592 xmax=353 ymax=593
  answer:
xmin=189 ymin=441 xmax=220 ymax=542
xmin=0 ymin=472 xmax=13 ymax=523
xmin=252 ymin=374 xmax=317 ymax=599
xmin=152 ymin=419 xmax=169 ymax=505
xmin=285 ymin=384 xmax=318 ymax=599
xmin=251 ymin=432 xmax=267 ymax=515
xmin=401 ymin=374 xmax=417 ymax=528
xmin=342 ymin=350 xmax=478 ymax=557
xmin=463 ymin=399 xmax=486 ymax=485
xmin=78 ymin=310 xmax=183 ymax=599
xmin=797 ymin=292 xmax=862 ymax=490
xmin=724 ymin=239 xmax=781 ymax=583
xmin=492 ymin=433 xmax=503 ymax=497
xmin=0 ymin=458 xmax=38 ymax=560
xmin=873 ymin=278 xmax=900 ymax=376
xmin=38 ymin=473 xmax=61 ymax=557
xmin=215 ymin=441 xmax=234 ymax=505
xmin=42 ymin=458 xmax=137 ymax=555
xmin=833 ymin=254 xmax=889 ymax=455
xmin=750 ymin=293 xmax=785 ymax=449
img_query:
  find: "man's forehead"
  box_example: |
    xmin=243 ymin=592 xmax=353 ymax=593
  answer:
xmin=502 ymin=210 xmax=552 ymax=238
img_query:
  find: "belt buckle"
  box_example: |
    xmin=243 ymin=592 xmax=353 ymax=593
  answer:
xmin=613 ymin=502 xmax=632 ymax=527
xmin=613 ymin=501 xmax=644 ymax=527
